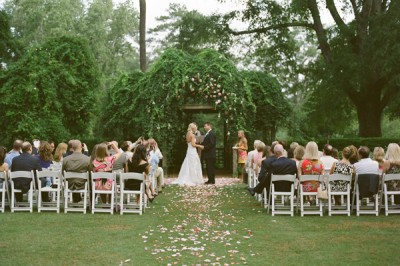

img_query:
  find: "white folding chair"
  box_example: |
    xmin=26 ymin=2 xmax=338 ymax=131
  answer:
xmin=381 ymin=173 xmax=400 ymax=216
xmin=267 ymin=174 xmax=296 ymax=216
xmin=91 ymin=172 xmax=116 ymax=214
xmin=352 ymin=174 xmax=379 ymax=216
xmin=0 ymin=171 xmax=7 ymax=212
xmin=119 ymin=173 xmax=145 ymax=215
xmin=297 ymin=175 xmax=323 ymax=216
xmin=327 ymin=174 xmax=352 ymax=216
xmin=9 ymin=171 xmax=35 ymax=213
xmin=36 ymin=170 xmax=62 ymax=213
xmin=63 ymin=171 xmax=89 ymax=214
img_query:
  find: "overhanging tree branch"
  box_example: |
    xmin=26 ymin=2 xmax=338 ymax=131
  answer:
xmin=225 ymin=22 xmax=314 ymax=36
xmin=326 ymin=0 xmax=348 ymax=33
xmin=350 ymin=0 xmax=360 ymax=21
xmin=307 ymin=0 xmax=332 ymax=64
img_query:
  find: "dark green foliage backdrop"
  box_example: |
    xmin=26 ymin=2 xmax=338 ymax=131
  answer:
xmin=0 ymin=36 xmax=100 ymax=145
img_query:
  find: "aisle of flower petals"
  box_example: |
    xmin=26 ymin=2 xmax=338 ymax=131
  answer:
xmin=140 ymin=177 xmax=258 ymax=265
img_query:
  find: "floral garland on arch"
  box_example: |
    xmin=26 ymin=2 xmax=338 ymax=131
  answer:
xmin=179 ymin=71 xmax=251 ymax=137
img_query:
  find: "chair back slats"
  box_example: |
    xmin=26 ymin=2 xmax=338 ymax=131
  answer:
xmin=329 ymin=174 xmax=352 ymax=183
xmin=271 ymin=174 xmax=296 ymax=183
xmin=63 ymin=171 xmax=89 ymax=180
xmin=91 ymin=172 xmax=116 ymax=180
xmin=299 ymin=174 xmax=320 ymax=183
xmin=9 ymin=171 xmax=34 ymax=180
xmin=120 ymin=173 xmax=144 ymax=181
xmin=383 ymin=174 xmax=400 ymax=182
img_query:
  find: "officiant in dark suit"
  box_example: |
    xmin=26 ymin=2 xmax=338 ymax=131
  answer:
xmin=201 ymin=122 xmax=216 ymax=184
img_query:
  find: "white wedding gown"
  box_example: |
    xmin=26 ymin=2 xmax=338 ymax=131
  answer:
xmin=173 ymin=142 xmax=204 ymax=186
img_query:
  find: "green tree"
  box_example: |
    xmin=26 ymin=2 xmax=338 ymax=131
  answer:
xmin=223 ymin=0 xmax=400 ymax=137
xmin=241 ymin=70 xmax=291 ymax=143
xmin=0 ymin=9 xmax=21 ymax=69
xmin=3 ymin=0 xmax=140 ymax=89
xmin=149 ymin=4 xmax=231 ymax=55
xmin=0 ymin=36 xmax=99 ymax=144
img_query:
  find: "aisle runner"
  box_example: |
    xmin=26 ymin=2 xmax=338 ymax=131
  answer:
xmin=140 ymin=178 xmax=257 ymax=265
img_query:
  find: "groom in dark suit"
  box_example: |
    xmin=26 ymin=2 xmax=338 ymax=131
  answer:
xmin=201 ymin=122 xmax=216 ymax=184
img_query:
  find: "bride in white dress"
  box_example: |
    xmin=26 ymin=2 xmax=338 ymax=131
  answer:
xmin=173 ymin=123 xmax=204 ymax=186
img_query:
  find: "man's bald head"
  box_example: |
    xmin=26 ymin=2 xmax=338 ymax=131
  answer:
xmin=274 ymin=144 xmax=284 ymax=156
xmin=70 ymin=140 xmax=82 ymax=152
xmin=21 ymin=142 xmax=32 ymax=153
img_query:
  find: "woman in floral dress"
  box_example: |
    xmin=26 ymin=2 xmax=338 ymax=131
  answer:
xmin=298 ymin=141 xmax=324 ymax=192
xmin=329 ymin=146 xmax=358 ymax=205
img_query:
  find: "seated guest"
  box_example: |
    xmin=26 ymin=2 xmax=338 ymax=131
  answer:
xmin=126 ymin=144 xmax=155 ymax=203
xmin=247 ymin=143 xmax=277 ymax=195
xmin=268 ymin=144 xmax=298 ymax=192
xmin=354 ymin=146 xmax=379 ymax=175
xmin=299 ymin=141 xmax=324 ymax=193
xmin=11 ymin=142 xmax=42 ymax=202
xmin=48 ymin=140 xmax=55 ymax=154
xmin=292 ymin=145 xmax=305 ymax=168
xmin=92 ymin=142 xmax=121 ymax=203
xmin=251 ymin=141 xmax=265 ymax=174
xmin=32 ymin=139 xmax=40 ymax=155
xmin=330 ymin=146 xmax=357 ymax=205
xmin=373 ymin=147 xmax=386 ymax=173
xmin=148 ymin=138 xmax=165 ymax=192
xmin=63 ymin=140 xmax=74 ymax=158
xmin=348 ymin=145 xmax=359 ymax=164
xmin=52 ymin=142 xmax=68 ymax=169
xmin=258 ymin=145 xmax=271 ymax=168
xmin=353 ymin=146 xmax=380 ymax=198
xmin=0 ymin=146 xmax=9 ymax=190
xmin=332 ymin=148 xmax=339 ymax=160
xmin=112 ymin=141 xmax=131 ymax=171
xmin=320 ymin=144 xmax=338 ymax=172
xmin=62 ymin=140 xmax=90 ymax=203
xmin=383 ymin=143 xmax=400 ymax=203
xmin=5 ymin=139 xmax=22 ymax=167
xmin=36 ymin=141 xmax=54 ymax=202
xmin=246 ymin=140 xmax=261 ymax=173
xmin=287 ymin=142 xmax=299 ymax=159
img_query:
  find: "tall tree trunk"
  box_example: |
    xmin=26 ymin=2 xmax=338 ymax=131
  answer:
xmin=355 ymin=98 xmax=383 ymax=137
xmin=139 ymin=0 xmax=147 ymax=72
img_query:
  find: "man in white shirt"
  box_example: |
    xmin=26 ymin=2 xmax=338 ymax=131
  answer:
xmin=353 ymin=146 xmax=380 ymax=198
xmin=354 ymin=146 xmax=380 ymax=175
xmin=320 ymin=144 xmax=338 ymax=172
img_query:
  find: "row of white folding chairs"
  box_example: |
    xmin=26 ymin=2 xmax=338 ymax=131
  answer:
xmin=0 ymin=170 xmax=146 ymax=215
xmin=264 ymin=173 xmax=400 ymax=217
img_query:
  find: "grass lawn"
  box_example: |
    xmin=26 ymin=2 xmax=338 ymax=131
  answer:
xmin=1 ymin=178 xmax=399 ymax=265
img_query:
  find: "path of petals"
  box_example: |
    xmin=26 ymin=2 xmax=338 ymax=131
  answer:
xmin=140 ymin=177 xmax=255 ymax=265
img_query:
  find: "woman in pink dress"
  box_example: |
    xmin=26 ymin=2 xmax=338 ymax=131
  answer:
xmin=92 ymin=142 xmax=121 ymax=203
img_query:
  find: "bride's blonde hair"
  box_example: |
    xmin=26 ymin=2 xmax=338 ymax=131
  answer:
xmin=187 ymin=123 xmax=197 ymax=133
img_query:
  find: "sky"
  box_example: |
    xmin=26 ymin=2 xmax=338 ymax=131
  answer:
xmin=130 ymin=0 xmax=335 ymax=30
xmin=131 ymin=0 xmax=245 ymax=29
